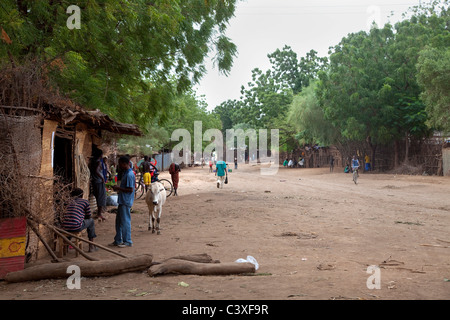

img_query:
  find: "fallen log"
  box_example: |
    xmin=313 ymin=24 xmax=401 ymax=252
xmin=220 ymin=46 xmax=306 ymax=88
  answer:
xmin=148 ymin=259 xmax=255 ymax=277
xmin=163 ymin=253 xmax=221 ymax=264
xmin=5 ymin=254 xmax=153 ymax=283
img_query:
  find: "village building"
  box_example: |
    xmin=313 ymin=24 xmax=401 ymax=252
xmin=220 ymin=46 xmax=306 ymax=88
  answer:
xmin=0 ymin=65 xmax=141 ymax=278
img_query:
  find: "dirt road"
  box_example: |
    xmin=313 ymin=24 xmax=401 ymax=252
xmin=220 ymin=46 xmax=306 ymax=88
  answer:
xmin=1 ymin=163 xmax=449 ymax=300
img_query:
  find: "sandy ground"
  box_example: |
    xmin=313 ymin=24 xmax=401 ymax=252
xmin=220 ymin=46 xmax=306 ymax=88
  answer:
xmin=1 ymin=163 xmax=449 ymax=300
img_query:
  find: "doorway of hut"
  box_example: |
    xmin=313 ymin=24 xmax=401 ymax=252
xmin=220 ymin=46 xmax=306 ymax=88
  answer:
xmin=53 ymin=135 xmax=74 ymax=186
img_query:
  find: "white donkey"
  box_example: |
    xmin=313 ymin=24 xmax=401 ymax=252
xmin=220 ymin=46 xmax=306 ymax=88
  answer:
xmin=145 ymin=181 xmax=167 ymax=234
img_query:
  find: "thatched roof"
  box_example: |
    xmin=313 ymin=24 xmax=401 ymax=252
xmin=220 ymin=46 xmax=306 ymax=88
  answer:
xmin=45 ymin=102 xmax=142 ymax=136
xmin=0 ymin=62 xmax=142 ymax=137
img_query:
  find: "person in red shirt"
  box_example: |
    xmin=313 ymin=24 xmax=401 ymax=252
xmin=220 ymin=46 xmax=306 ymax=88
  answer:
xmin=169 ymin=162 xmax=181 ymax=196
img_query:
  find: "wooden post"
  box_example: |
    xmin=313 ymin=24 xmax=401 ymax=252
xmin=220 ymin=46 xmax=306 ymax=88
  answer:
xmin=54 ymin=226 xmax=128 ymax=259
xmin=27 ymin=221 xmax=62 ymax=263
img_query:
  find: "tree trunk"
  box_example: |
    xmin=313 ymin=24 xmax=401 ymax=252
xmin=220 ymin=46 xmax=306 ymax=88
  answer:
xmin=366 ymin=136 xmax=377 ymax=171
xmin=404 ymin=132 xmax=410 ymax=165
xmin=394 ymin=140 xmax=400 ymax=168
xmin=148 ymin=259 xmax=255 ymax=277
xmin=371 ymin=144 xmax=377 ymax=171
xmin=5 ymin=254 xmax=153 ymax=283
xmin=161 ymin=253 xmax=220 ymax=264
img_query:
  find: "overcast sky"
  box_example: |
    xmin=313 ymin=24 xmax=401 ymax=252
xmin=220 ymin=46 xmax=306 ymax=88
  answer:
xmin=195 ymin=0 xmax=422 ymax=111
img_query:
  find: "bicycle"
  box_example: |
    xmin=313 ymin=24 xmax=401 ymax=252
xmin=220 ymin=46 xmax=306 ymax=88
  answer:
xmin=157 ymin=177 xmax=174 ymax=197
xmin=149 ymin=164 xmax=173 ymax=197
xmin=135 ymin=174 xmax=146 ymax=199
xmin=135 ymin=172 xmax=173 ymax=199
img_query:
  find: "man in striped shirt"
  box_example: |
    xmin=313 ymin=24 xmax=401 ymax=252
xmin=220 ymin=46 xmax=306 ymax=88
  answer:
xmin=62 ymin=188 xmax=98 ymax=252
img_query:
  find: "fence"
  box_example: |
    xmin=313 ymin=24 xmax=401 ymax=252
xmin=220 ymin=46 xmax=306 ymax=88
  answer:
xmin=280 ymin=135 xmax=446 ymax=175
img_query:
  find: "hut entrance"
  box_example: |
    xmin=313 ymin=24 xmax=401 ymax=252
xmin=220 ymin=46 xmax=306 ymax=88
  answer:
xmin=53 ymin=126 xmax=75 ymax=186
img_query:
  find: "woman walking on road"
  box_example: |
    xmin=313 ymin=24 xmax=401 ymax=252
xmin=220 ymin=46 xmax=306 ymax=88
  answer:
xmin=169 ymin=162 xmax=181 ymax=196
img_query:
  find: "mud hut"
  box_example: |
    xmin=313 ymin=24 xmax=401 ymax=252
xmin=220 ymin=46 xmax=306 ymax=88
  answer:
xmin=0 ymin=64 xmax=141 ymax=275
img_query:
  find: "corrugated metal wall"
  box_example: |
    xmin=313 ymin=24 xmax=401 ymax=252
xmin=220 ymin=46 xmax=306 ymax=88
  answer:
xmin=154 ymin=152 xmax=172 ymax=171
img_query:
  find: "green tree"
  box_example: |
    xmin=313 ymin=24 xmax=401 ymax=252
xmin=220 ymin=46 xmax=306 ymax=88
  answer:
xmin=268 ymin=46 xmax=328 ymax=95
xmin=214 ymin=98 xmax=243 ymax=134
xmin=417 ymin=45 xmax=450 ymax=132
xmin=213 ymin=47 xmax=328 ymax=153
xmin=0 ymin=0 xmax=238 ymax=128
xmin=288 ymin=81 xmax=340 ymax=146
xmin=117 ymin=89 xmax=222 ymax=156
xmin=163 ymin=90 xmax=222 ymax=151
xmin=317 ymin=1 xmax=449 ymax=169
xmin=238 ymin=67 xmax=293 ymax=130
xmin=318 ymin=27 xmax=397 ymax=167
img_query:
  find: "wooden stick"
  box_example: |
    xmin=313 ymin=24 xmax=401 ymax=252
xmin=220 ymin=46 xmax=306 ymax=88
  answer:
xmin=27 ymin=221 xmax=63 ymax=263
xmin=46 ymin=224 xmax=99 ymax=261
xmin=163 ymin=253 xmax=220 ymax=264
xmin=420 ymin=244 xmax=449 ymax=248
xmin=27 ymin=215 xmax=127 ymax=259
xmin=54 ymin=225 xmax=128 ymax=258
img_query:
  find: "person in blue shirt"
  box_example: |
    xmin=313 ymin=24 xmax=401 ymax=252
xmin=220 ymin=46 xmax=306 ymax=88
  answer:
xmin=111 ymin=156 xmax=135 ymax=247
xmin=351 ymin=155 xmax=360 ymax=176
xmin=215 ymin=160 xmax=227 ymax=189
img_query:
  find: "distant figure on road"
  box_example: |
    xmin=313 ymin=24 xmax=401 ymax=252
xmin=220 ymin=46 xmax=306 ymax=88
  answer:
xmin=351 ymin=155 xmax=360 ymax=176
xmin=169 ymin=162 xmax=181 ymax=196
xmin=330 ymin=156 xmax=335 ymax=172
xmin=365 ymin=154 xmax=371 ymax=172
xmin=215 ymin=160 xmax=227 ymax=189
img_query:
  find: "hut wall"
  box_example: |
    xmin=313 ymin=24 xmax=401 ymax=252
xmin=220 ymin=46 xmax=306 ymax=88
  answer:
xmin=75 ymin=123 xmax=92 ymax=200
xmin=34 ymin=120 xmax=59 ymax=260
xmin=40 ymin=120 xmax=58 ymax=179
xmin=0 ymin=115 xmax=44 ymax=261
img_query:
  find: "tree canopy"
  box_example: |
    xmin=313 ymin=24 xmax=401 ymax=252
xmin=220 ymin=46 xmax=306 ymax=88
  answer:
xmin=417 ymin=44 xmax=450 ymax=132
xmin=0 ymin=0 xmax=238 ymax=128
xmin=212 ymin=0 xmax=449 ymax=169
xmin=117 ymin=89 xmax=221 ymax=155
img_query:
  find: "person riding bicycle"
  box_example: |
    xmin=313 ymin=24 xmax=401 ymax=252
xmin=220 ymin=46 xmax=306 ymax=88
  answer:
xmin=149 ymin=162 xmax=159 ymax=183
xmin=139 ymin=156 xmax=159 ymax=188
xmin=140 ymin=156 xmax=152 ymax=191
xmin=351 ymin=155 xmax=360 ymax=176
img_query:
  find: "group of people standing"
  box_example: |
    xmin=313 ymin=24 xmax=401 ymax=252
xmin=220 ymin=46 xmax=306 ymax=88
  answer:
xmin=60 ymin=151 xmax=136 ymax=251
xmin=60 ymin=151 xmax=185 ymax=251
